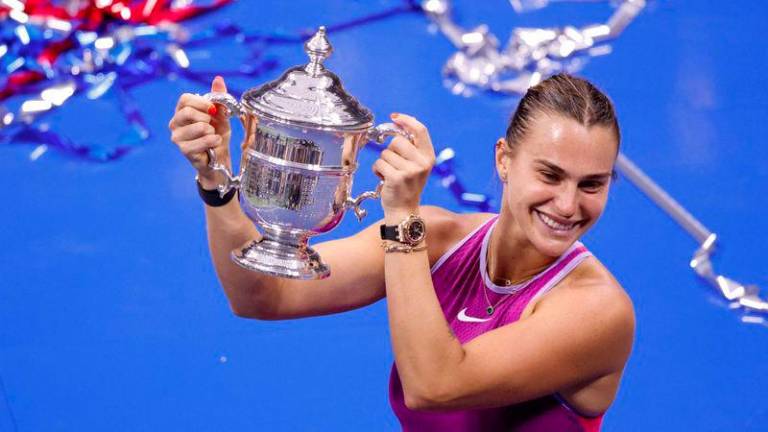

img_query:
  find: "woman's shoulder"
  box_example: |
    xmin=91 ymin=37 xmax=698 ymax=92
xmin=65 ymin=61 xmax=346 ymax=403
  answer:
xmin=527 ymin=250 xmax=633 ymax=322
xmin=419 ymin=205 xmax=496 ymax=267
xmin=540 ymin=254 xmax=635 ymax=331
xmin=570 ymin=256 xmax=629 ymax=299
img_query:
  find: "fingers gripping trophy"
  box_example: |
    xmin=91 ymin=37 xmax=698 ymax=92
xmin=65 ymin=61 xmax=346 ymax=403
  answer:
xmin=196 ymin=27 xmax=412 ymax=279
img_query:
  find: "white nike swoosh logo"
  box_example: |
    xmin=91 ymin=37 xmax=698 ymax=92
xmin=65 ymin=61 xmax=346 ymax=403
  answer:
xmin=457 ymin=307 xmax=491 ymax=323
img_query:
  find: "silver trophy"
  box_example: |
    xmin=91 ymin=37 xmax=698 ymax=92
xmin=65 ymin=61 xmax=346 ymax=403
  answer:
xmin=202 ymin=26 xmax=411 ymax=280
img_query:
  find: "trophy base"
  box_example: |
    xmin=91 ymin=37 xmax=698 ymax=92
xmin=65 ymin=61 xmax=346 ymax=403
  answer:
xmin=231 ymin=238 xmax=330 ymax=280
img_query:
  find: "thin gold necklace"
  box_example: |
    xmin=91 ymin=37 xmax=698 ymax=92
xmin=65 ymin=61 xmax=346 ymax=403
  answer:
xmin=482 ymin=283 xmax=511 ymax=315
xmin=483 ymin=270 xmax=535 ymax=315
xmin=484 ymin=230 xmax=548 ymax=315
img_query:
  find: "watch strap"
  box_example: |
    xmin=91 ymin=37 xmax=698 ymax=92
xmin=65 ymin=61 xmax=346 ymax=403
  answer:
xmin=380 ymin=224 xmax=400 ymax=242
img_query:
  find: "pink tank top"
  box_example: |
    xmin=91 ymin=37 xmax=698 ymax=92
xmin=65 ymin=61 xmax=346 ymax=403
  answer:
xmin=389 ymin=215 xmax=604 ymax=431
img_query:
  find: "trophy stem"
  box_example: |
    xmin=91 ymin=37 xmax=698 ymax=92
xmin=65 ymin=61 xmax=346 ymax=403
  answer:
xmin=231 ymin=227 xmax=330 ymax=280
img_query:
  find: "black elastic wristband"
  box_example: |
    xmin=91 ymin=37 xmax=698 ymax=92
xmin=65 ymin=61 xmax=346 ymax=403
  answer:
xmin=196 ymin=178 xmax=237 ymax=207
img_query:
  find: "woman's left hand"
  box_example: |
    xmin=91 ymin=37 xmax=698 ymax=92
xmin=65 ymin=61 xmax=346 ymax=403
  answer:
xmin=373 ymin=113 xmax=436 ymax=218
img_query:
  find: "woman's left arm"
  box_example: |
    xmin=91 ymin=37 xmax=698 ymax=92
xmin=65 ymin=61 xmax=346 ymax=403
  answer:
xmin=375 ymin=114 xmax=635 ymax=412
xmin=374 ymin=113 xmax=470 ymax=408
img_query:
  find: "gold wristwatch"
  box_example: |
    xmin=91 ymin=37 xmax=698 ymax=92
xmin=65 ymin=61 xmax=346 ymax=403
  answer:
xmin=380 ymin=214 xmax=427 ymax=246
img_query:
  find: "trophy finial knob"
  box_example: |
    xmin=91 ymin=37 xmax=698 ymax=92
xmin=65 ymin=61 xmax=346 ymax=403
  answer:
xmin=304 ymin=26 xmax=333 ymax=76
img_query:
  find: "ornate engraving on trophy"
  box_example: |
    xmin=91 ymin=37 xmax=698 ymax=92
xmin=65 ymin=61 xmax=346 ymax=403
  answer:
xmin=242 ymin=156 xmax=317 ymax=211
xmin=253 ymin=126 xmax=323 ymax=165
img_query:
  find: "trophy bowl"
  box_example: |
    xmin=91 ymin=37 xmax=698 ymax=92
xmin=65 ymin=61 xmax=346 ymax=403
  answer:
xmin=201 ymin=26 xmax=411 ymax=280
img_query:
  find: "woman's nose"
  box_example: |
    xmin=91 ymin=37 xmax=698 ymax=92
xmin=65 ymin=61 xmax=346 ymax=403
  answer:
xmin=553 ymin=184 xmax=578 ymax=218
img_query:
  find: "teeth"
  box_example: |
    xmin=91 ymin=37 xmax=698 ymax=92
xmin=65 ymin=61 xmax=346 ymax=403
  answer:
xmin=537 ymin=211 xmax=576 ymax=231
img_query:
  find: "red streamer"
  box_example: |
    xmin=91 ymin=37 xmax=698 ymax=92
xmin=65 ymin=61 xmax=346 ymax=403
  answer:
xmin=0 ymin=0 xmax=233 ymax=101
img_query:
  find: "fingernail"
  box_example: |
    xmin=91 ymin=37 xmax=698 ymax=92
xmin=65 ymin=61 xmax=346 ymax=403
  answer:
xmin=390 ymin=113 xmax=400 ymax=119
xmin=208 ymin=105 xmax=218 ymax=116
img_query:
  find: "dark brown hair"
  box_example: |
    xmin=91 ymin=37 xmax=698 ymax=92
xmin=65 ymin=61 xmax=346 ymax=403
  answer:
xmin=505 ymin=73 xmax=620 ymax=152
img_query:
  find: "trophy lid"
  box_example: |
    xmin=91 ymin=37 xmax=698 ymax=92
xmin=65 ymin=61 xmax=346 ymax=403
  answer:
xmin=242 ymin=27 xmax=374 ymax=131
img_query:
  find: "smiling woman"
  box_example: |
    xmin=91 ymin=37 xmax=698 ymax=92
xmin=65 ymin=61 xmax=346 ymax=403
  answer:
xmin=495 ymin=74 xmax=620 ymax=260
xmin=169 ymin=72 xmax=634 ymax=431
xmin=383 ymin=74 xmax=633 ymax=431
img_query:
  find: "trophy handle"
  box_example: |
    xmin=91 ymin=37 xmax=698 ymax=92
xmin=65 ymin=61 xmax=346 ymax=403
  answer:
xmin=345 ymin=123 xmax=416 ymax=221
xmin=369 ymin=122 xmax=415 ymax=146
xmin=201 ymin=91 xmax=245 ymax=197
xmin=346 ymin=181 xmax=384 ymax=222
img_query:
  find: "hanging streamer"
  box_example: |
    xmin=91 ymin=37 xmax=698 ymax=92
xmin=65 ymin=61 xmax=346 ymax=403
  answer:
xmin=422 ymin=0 xmax=645 ymax=96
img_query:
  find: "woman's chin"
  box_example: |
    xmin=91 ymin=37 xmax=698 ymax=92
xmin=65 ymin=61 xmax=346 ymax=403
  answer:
xmin=533 ymin=240 xmax=572 ymax=258
xmin=530 ymin=228 xmax=580 ymax=257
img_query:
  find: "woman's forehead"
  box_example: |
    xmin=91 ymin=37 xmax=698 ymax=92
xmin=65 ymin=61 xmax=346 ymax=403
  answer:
xmin=518 ymin=115 xmax=617 ymax=173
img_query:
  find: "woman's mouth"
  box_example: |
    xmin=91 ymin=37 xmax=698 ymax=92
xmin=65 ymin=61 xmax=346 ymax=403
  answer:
xmin=534 ymin=209 xmax=580 ymax=233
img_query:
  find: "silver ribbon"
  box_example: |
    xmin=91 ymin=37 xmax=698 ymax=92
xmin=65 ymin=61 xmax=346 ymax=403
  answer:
xmin=422 ymin=0 xmax=645 ymax=95
xmin=617 ymin=155 xmax=768 ymax=322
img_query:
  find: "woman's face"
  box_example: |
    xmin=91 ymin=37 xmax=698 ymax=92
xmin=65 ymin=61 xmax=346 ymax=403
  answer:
xmin=496 ymin=112 xmax=618 ymax=257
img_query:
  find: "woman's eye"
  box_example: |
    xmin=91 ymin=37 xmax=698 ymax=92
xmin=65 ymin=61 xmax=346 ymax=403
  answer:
xmin=540 ymin=171 xmax=559 ymax=183
xmin=580 ymin=181 xmax=604 ymax=193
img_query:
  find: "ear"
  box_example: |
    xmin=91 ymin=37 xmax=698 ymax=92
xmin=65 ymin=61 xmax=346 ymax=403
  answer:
xmin=495 ymin=138 xmax=509 ymax=181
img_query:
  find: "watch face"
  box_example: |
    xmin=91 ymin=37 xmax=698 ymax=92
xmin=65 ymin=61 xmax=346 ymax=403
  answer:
xmin=405 ymin=219 xmax=426 ymax=244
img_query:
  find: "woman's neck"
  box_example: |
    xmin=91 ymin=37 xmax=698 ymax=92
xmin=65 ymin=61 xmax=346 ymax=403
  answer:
xmin=487 ymin=210 xmax=558 ymax=285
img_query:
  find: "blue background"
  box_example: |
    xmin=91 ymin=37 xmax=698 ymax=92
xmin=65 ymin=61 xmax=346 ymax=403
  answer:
xmin=2 ymin=0 xmax=767 ymax=430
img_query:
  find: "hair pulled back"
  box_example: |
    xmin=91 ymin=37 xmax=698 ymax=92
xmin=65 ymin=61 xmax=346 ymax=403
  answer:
xmin=505 ymin=73 xmax=620 ymax=151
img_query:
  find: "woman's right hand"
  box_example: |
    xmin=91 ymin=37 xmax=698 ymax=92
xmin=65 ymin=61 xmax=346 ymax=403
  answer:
xmin=168 ymin=76 xmax=232 ymax=189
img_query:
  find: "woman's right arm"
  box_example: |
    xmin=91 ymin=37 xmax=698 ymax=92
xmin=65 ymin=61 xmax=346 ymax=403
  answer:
xmin=170 ymin=78 xmax=386 ymax=320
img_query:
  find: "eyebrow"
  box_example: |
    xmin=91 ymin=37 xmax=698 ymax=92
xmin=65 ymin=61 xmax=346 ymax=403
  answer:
xmin=534 ymin=159 xmax=613 ymax=181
